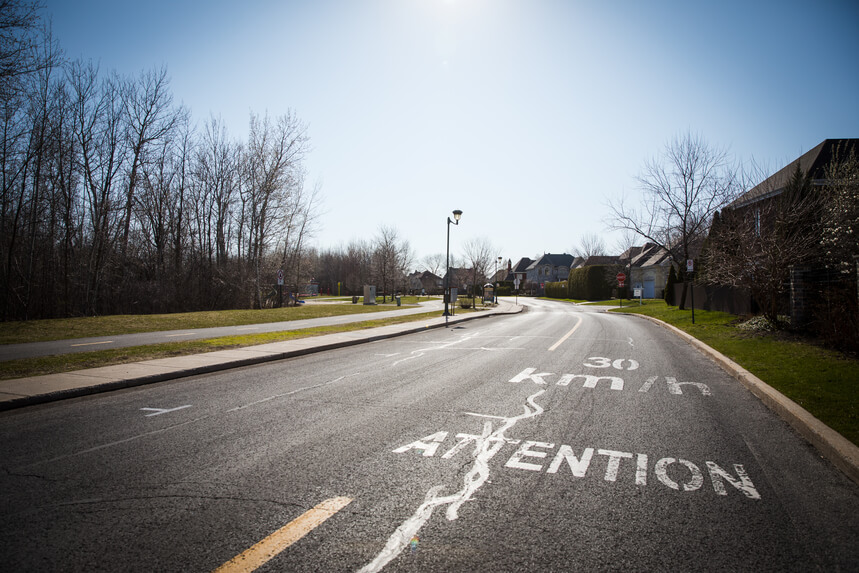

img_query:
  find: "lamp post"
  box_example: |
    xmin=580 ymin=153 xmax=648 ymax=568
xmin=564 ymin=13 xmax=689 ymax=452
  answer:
xmin=443 ymin=210 xmax=462 ymax=321
xmin=496 ymin=256 xmax=502 ymax=303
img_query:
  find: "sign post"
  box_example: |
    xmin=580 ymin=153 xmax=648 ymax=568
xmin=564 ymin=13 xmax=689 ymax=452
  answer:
xmin=277 ymin=270 xmax=284 ymax=307
xmin=686 ymin=260 xmax=695 ymax=324
xmin=513 ymin=278 xmax=520 ymax=305
xmin=616 ymin=272 xmax=626 ymax=308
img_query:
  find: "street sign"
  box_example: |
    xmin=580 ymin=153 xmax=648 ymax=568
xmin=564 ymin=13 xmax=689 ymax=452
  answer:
xmin=687 ymin=260 xmax=694 ymax=273
xmin=634 ymin=288 xmax=642 ymax=297
xmin=618 ymin=281 xmax=625 ymax=288
xmin=277 ymin=269 xmax=284 ymax=286
xmin=616 ymin=272 xmax=626 ymax=282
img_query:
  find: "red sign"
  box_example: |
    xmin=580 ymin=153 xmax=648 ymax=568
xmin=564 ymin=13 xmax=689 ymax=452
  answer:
xmin=618 ymin=281 xmax=625 ymax=288
xmin=616 ymin=272 xmax=626 ymax=282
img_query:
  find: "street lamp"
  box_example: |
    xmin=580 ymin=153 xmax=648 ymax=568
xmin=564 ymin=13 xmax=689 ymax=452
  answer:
xmin=496 ymin=256 xmax=502 ymax=304
xmin=443 ymin=209 xmax=462 ymax=321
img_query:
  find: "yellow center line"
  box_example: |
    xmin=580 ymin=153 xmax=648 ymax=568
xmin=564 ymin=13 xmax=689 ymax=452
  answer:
xmin=212 ymin=496 xmax=353 ymax=573
xmin=70 ymin=341 xmax=113 ymax=347
xmin=548 ymin=315 xmax=583 ymax=351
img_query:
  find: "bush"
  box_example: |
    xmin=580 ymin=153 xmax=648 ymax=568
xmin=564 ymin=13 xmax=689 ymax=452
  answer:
xmin=545 ymin=281 xmax=567 ymax=299
xmin=664 ymin=265 xmax=678 ymax=306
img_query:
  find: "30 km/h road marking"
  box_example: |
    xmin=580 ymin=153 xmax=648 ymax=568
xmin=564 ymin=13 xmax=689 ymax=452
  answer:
xmin=213 ymin=496 xmax=352 ymax=573
xmin=548 ymin=315 xmax=583 ymax=351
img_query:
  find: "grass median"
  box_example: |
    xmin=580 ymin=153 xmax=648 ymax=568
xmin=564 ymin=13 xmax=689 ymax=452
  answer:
xmin=0 ymin=309 xmax=463 ymax=381
xmin=609 ymin=299 xmax=858 ymax=446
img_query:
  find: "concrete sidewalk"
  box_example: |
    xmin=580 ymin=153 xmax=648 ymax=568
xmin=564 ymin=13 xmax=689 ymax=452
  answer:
xmin=0 ymin=301 xmax=523 ymax=411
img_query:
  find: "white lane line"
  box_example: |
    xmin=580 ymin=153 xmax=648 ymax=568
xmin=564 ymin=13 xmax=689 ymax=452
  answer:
xmin=548 ymin=315 xmax=583 ymax=351
xmin=237 ymin=327 xmax=259 ymax=331
xmin=358 ymin=390 xmax=546 ymax=573
xmin=165 ymin=333 xmax=194 ymax=337
xmin=213 ymin=496 xmax=353 ymax=573
xmin=70 ymin=341 xmax=112 ymax=347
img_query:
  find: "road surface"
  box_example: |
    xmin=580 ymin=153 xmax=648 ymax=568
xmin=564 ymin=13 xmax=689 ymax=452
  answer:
xmin=1 ymin=298 xmax=856 ymax=571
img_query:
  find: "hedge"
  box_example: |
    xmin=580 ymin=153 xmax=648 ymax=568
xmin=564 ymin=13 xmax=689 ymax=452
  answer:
xmin=545 ymin=281 xmax=567 ymax=299
xmin=567 ymin=265 xmax=617 ymax=300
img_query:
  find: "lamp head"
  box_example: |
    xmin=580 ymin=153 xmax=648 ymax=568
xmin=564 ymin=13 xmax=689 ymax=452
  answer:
xmin=452 ymin=210 xmax=462 ymax=222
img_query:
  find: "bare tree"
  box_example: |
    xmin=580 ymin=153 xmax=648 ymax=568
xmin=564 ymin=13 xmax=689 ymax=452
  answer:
xmin=242 ymin=111 xmax=308 ymax=308
xmin=461 ymin=237 xmax=494 ymax=303
xmin=372 ymin=225 xmax=409 ymax=302
xmin=573 ymin=232 xmax=607 ymax=259
xmin=280 ymin=177 xmax=323 ymax=303
xmin=702 ymin=161 xmax=822 ymax=322
xmin=608 ymin=131 xmax=740 ymax=308
xmin=69 ymin=60 xmax=126 ymax=315
xmin=422 ymin=252 xmax=445 ymax=276
xmin=0 ymin=0 xmax=45 ymax=104
xmin=118 ymin=66 xmax=183 ymax=267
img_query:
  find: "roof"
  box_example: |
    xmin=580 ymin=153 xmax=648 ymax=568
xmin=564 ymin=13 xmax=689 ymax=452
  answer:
xmin=511 ymin=257 xmax=534 ymax=273
xmin=728 ymin=139 xmax=859 ymax=210
xmin=529 ymin=253 xmax=575 ymax=269
xmin=582 ymin=255 xmax=620 ymax=266
xmin=629 ymin=243 xmax=671 ymax=268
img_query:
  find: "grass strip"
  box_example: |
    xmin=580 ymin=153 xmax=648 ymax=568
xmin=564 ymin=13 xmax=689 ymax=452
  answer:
xmin=611 ymin=300 xmax=859 ymax=446
xmin=0 ymin=298 xmax=441 ymax=344
xmin=0 ymin=310 xmax=455 ymax=381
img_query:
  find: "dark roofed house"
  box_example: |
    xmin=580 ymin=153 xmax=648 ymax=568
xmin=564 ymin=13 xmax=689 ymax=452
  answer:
xmin=727 ymin=139 xmax=858 ymax=210
xmin=511 ymin=257 xmax=534 ymax=287
xmin=582 ymin=255 xmax=620 ymax=267
xmin=408 ymin=270 xmax=443 ymax=295
xmin=526 ymin=253 xmax=575 ymax=295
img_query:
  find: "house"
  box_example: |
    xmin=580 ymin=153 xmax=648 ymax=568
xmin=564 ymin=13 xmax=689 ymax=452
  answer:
xmin=725 ymin=139 xmax=857 ymax=212
xmin=620 ymin=243 xmax=672 ymax=298
xmin=511 ymin=257 xmax=534 ymax=288
xmin=442 ymin=267 xmax=473 ymax=294
xmin=491 ymin=259 xmax=514 ymax=283
xmin=408 ymin=270 xmax=443 ymax=295
xmin=704 ymin=138 xmax=858 ymax=330
xmin=525 ymin=253 xmax=575 ymax=295
xmin=581 ymin=255 xmax=620 ymax=267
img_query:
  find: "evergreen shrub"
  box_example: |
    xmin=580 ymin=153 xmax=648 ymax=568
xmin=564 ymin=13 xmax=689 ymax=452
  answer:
xmin=567 ymin=265 xmax=615 ymax=300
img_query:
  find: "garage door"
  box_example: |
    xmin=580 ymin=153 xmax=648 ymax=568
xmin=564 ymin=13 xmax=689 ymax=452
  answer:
xmin=643 ymin=279 xmax=655 ymax=298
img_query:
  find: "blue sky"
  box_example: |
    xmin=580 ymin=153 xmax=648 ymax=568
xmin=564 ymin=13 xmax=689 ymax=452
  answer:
xmin=45 ymin=0 xmax=859 ymax=266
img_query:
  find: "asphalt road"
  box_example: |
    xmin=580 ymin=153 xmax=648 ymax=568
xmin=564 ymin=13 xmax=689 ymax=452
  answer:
xmin=0 ymin=300 xmax=444 ymax=361
xmin=1 ymin=298 xmax=857 ymax=571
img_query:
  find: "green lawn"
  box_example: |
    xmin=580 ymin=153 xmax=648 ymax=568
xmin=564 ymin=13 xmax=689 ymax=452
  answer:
xmin=612 ymin=300 xmax=859 ymax=446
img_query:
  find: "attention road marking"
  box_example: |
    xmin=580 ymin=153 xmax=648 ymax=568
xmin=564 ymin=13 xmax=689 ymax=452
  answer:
xmin=213 ymin=496 xmax=353 ymax=573
xmin=70 ymin=340 xmax=112 ymax=347
xmin=548 ymin=315 xmax=583 ymax=351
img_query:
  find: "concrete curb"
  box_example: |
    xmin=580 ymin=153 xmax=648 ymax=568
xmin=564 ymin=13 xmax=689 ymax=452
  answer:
xmin=0 ymin=303 xmax=523 ymax=412
xmin=625 ymin=312 xmax=859 ymax=486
